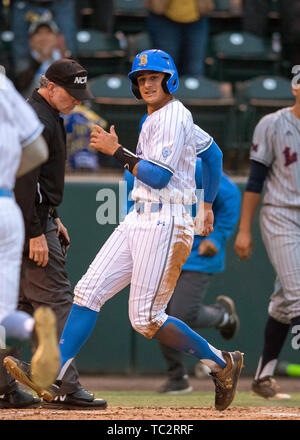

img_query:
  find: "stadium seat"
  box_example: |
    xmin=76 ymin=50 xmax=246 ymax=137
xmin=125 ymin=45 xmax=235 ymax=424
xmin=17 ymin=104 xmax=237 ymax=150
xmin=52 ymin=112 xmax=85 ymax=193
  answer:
xmin=1 ymin=29 xmax=13 ymax=53
xmin=74 ymin=29 xmax=128 ymax=78
xmin=0 ymin=30 xmax=14 ymax=78
xmin=207 ymin=31 xmax=281 ymax=82
xmin=209 ymin=0 xmax=242 ymax=34
xmin=176 ymin=75 xmax=236 ymax=151
xmin=114 ymin=0 xmax=147 ymax=34
xmin=235 ymin=75 xmax=294 ymax=149
xmin=76 ymin=0 xmax=94 ymax=29
xmin=213 ymin=0 xmax=232 ymax=11
xmin=89 ymin=74 xmax=146 ymax=151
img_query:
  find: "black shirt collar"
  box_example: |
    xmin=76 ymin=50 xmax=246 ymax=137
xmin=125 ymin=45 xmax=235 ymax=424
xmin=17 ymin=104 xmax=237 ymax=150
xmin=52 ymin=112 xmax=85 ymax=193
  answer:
xmin=32 ymin=89 xmax=61 ymax=120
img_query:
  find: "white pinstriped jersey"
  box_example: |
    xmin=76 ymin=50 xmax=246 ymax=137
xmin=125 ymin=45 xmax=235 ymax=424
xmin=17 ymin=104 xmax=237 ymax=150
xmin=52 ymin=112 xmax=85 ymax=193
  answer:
xmin=0 ymin=74 xmax=44 ymax=190
xmin=250 ymin=108 xmax=300 ymax=208
xmin=132 ymin=99 xmax=212 ymax=205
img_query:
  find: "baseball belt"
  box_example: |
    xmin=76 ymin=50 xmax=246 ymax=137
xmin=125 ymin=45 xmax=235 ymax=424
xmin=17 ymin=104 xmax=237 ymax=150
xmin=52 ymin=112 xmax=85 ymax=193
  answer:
xmin=135 ymin=201 xmax=163 ymax=214
xmin=0 ymin=188 xmax=13 ymax=198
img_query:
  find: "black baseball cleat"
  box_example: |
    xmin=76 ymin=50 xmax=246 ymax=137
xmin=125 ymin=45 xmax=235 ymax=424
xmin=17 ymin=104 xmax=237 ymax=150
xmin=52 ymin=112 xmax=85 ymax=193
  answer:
xmin=157 ymin=375 xmax=193 ymax=394
xmin=42 ymin=386 xmax=107 ymax=410
xmin=3 ymin=356 xmax=54 ymax=401
xmin=210 ymin=350 xmax=244 ymax=411
xmin=4 ymin=356 xmax=107 ymax=410
xmin=2 ymin=308 xmax=61 ymax=392
xmin=216 ymin=295 xmax=240 ymax=340
xmin=0 ymin=388 xmax=41 ymax=409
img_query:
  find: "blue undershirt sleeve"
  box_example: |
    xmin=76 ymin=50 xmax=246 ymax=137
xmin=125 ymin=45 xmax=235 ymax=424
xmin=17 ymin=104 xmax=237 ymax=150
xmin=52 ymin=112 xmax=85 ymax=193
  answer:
xmin=198 ymin=141 xmax=223 ymax=204
xmin=136 ymin=159 xmax=173 ymax=189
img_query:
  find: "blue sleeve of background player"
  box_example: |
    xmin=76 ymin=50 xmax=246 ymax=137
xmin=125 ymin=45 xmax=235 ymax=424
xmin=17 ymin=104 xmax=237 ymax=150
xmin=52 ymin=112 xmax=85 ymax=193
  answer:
xmin=198 ymin=141 xmax=223 ymax=204
xmin=207 ymin=176 xmax=241 ymax=251
xmin=194 ymin=159 xmax=240 ymax=248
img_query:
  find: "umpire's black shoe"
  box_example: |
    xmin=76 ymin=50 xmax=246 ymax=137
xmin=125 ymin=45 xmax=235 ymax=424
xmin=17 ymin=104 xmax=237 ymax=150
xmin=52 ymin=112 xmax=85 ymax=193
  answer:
xmin=4 ymin=356 xmax=107 ymax=410
xmin=42 ymin=386 xmax=107 ymax=410
xmin=210 ymin=350 xmax=244 ymax=411
xmin=3 ymin=356 xmax=54 ymax=401
xmin=0 ymin=388 xmax=41 ymax=409
xmin=216 ymin=295 xmax=240 ymax=340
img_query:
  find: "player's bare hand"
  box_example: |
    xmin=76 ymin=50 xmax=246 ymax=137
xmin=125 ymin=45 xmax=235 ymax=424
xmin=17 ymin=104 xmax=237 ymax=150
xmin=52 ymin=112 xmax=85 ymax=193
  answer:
xmin=234 ymin=231 xmax=253 ymax=259
xmin=29 ymin=234 xmax=49 ymax=267
xmin=198 ymin=239 xmax=218 ymax=256
xmin=56 ymin=217 xmax=70 ymax=251
xmin=90 ymin=125 xmax=120 ymax=156
xmin=194 ymin=203 xmax=214 ymax=236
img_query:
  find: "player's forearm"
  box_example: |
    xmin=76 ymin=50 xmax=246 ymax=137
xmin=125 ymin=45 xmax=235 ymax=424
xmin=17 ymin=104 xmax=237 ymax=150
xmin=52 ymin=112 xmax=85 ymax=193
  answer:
xmin=17 ymin=135 xmax=49 ymax=177
xmin=238 ymin=192 xmax=261 ymax=233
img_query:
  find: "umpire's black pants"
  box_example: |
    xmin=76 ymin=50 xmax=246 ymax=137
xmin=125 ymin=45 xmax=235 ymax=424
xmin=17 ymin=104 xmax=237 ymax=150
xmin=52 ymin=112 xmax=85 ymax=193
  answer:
xmin=159 ymin=271 xmax=225 ymax=380
xmin=0 ymin=216 xmax=80 ymax=395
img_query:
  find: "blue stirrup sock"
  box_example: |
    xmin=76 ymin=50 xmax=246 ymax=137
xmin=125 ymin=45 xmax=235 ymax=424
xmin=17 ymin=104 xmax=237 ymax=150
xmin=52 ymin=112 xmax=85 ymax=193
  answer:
xmin=154 ymin=316 xmax=226 ymax=369
xmin=58 ymin=304 xmax=98 ymax=377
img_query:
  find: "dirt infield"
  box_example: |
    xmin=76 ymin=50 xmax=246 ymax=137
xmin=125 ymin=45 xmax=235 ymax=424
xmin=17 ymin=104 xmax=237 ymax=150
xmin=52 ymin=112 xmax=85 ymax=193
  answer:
xmin=1 ymin=376 xmax=299 ymax=420
xmin=1 ymin=406 xmax=300 ymax=420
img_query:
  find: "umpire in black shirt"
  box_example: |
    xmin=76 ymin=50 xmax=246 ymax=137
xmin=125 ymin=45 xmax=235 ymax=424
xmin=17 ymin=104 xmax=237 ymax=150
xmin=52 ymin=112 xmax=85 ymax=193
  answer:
xmin=0 ymin=59 xmax=106 ymax=409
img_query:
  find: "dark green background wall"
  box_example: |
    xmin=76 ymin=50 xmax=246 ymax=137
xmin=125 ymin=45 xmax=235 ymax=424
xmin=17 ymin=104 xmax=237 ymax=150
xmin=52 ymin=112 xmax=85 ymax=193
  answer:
xmin=59 ymin=181 xmax=299 ymax=375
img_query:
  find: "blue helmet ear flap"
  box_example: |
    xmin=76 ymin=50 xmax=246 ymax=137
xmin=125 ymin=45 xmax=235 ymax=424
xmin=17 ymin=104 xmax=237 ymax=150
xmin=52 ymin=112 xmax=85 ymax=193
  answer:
xmin=167 ymin=74 xmax=178 ymax=94
xmin=161 ymin=74 xmax=171 ymax=95
xmin=131 ymin=82 xmax=142 ymax=99
xmin=130 ymin=76 xmax=142 ymax=99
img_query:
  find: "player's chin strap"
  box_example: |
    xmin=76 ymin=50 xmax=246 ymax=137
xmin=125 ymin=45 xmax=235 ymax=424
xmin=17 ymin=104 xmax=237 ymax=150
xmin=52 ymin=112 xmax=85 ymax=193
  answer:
xmin=113 ymin=146 xmax=140 ymax=172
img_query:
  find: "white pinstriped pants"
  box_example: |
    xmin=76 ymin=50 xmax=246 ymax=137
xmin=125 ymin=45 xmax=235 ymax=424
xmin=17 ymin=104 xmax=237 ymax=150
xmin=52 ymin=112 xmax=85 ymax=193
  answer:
xmin=74 ymin=205 xmax=194 ymax=338
xmin=0 ymin=197 xmax=24 ymax=322
xmin=260 ymin=205 xmax=300 ymax=324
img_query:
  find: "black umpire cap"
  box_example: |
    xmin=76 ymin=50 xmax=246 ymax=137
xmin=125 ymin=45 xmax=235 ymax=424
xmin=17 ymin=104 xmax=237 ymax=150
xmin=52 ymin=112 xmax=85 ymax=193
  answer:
xmin=45 ymin=59 xmax=94 ymax=100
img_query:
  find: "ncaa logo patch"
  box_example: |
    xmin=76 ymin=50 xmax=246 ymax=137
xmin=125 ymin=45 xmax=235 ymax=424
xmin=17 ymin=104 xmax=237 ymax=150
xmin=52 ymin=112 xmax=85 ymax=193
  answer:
xmin=139 ymin=54 xmax=148 ymax=66
xmin=74 ymin=76 xmax=87 ymax=84
xmin=162 ymin=148 xmax=170 ymax=158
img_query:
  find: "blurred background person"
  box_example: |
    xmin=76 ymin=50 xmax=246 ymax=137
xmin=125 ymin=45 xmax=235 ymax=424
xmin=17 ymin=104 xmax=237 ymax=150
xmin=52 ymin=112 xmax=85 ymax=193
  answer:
xmin=15 ymin=17 xmax=66 ymax=98
xmin=146 ymin=0 xmax=214 ymax=76
xmin=243 ymin=0 xmax=300 ymax=69
xmin=76 ymin=0 xmax=115 ymax=34
xmin=11 ymin=0 xmax=77 ymax=74
xmin=63 ymin=104 xmax=108 ymax=173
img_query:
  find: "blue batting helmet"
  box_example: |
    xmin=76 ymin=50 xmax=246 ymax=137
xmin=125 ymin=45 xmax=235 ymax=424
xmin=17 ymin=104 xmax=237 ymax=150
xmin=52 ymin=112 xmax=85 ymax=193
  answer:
xmin=128 ymin=49 xmax=179 ymax=99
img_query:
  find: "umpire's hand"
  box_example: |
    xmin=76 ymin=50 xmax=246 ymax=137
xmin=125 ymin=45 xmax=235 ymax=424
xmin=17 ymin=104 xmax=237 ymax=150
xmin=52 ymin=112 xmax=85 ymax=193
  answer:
xmin=29 ymin=234 xmax=49 ymax=267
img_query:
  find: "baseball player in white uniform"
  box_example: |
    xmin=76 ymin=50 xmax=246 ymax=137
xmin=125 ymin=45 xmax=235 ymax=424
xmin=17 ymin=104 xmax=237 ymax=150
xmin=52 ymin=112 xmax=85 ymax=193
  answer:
xmin=234 ymin=76 xmax=300 ymax=399
xmin=5 ymin=50 xmax=244 ymax=411
xmin=0 ymin=73 xmax=59 ymax=393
